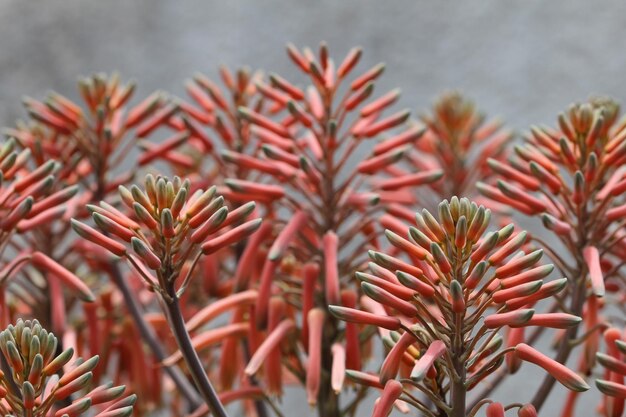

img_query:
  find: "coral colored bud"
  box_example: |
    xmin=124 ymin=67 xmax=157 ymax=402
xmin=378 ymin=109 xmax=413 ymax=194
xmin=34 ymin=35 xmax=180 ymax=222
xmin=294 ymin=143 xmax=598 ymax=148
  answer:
xmin=380 ymin=331 xmax=416 ymax=383
xmin=361 ymin=89 xmax=401 ymax=117
xmin=188 ymin=196 xmax=224 ymax=229
xmin=131 ymin=238 xmax=161 ymax=270
xmin=373 ymin=126 xmax=425 ymax=155
xmin=361 ymin=282 xmax=418 ymax=317
xmin=306 ymin=309 xmax=324 ymax=405
xmin=356 ymin=272 xmax=415 ymax=301
xmin=597 ymin=379 xmax=626 ymax=398
xmin=357 ymin=147 xmax=405 ymax=175
xmin=488 ymin=231 xmax=527 ymax=265
xmin=92 ymin=213 xmax=134 ymax=242
xmin=351 ymin=62 xmax=386 ymax=91
xmin=449 ymin=280 xmax=465 ymax=313
xmin=186 ymin=290 xmax=259 ymax=332
xmin=497 ymin=181 xmax=547 ymax=212
xmin=583 ymin=246 xmax=605 ymax=297
xmin=410 ymin=340 xmax=446 ymax=381
xmin=470 ymin=232 xmax=499 ymax=263
xmin=488 ymin=158 xmax=540 ymax=191
xmin=484 ymin=309 xmax=534 ymax=328
xmin=572 ymin=171 xmax=585 ymax=204
xmin=430 ymin=243 xmax=451 ymax=274
xmin=133 ymin=202 xmax=158 ymax=230
xmin=245 ymin=319 xmax=295 ymax=376
xmin=506 ymin=278 xmax=568 ymax=310
xmin=329 ymin=306 xmax=401 ymax=330
xmin=42 ymin=347 xmax=74 ymax=376
xmin=465 ymin=261 xmax=487 ymax=290
xmin=269 ymin=73 xmax=305 ymax=100
xmin=526 ymin=313 xmax=582 ymax=329
xmin=345 ymin=82 xmax=375 ymax=111
xmin=31 ymin=252 xmax=95 ymax=302
xmin=337 ymin=47 xmax=362 ymax=78
xmin=189 ymin=206 xmax=228 ymax=244
xmin=225 ymin=179 xmax=285 ymax=200
xmin=492 ymin=280 xmax=542 ymax=303
xmin=454 ymin=215 xmax=467 ymax=248
xmin=597 ymin=352 xmax=626 ymax=375
xmin=518 ymin=404 xmax=538 ymax=417
xmin=542 ymin=214 xmax=572 ymax=235
xmin=495 ymin=249 xmax=543 ymax=278
xmin=369 ymin=250 xmax=423 ymax=278
xmin=268 ymin=211 xmax=308 ymax=260
xmin=331 ymin=343 xmax=346 ymax=394
xmin=378 ymin=170 xmax=444 ymax=191
xmin=372 ymin=379 xmax=403 ymax=417
xmin=395 ymin=271 xmax=435 ymax=297
xmin=486 ymin=402 xmax=505 ymax=417
xmin=499 ymin=265 xmax=554 ymax=288
xmin=515 ymin=343 xmax=590 ymax=392
xmin=162 ymin=323 xmax=249 ymax=366
xmin=385 ymin=229 xmax=429 ymax=260
xmin=238 ymin=107 xmax=289 ymax=138
xmin=201 ymin=218 xmax=262 ymax=255
xmin=345 ymin=370 xmax=384 ymax=389
xmin=2 ymin=196 xmax=33 ymax=230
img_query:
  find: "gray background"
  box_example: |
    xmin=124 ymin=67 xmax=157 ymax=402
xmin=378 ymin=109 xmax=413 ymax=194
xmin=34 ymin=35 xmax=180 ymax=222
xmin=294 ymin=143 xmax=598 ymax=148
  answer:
xmin=2 ymin=1 xmax=621 ymax=415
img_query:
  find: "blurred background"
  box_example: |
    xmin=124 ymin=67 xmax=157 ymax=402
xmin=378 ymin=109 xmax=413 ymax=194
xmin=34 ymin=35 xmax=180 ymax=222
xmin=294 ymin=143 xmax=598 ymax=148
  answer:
xmin=2 ymin=0 xmax=623 ymax=415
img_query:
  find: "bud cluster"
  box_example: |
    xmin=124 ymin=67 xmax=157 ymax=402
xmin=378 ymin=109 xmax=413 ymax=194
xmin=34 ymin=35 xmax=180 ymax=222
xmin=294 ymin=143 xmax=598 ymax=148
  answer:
xmin=72 ymin=175 xmax=261 ymax=298
xmin=331 ymin=198 xmax=587 ymax=416
xmin=0 ymin=319 xmax=134 ymax=417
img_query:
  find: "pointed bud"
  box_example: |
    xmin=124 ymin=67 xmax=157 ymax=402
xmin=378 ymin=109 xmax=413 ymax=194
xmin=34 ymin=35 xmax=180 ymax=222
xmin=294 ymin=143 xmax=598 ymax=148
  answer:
xmin=329 ymin=305 xmax=401 ymax=330
xmin=410 ymin=340 xmax=446 ymax=381
xmin=372 ymin=380 xmax=403 ymax=417
xmin=484 ymin=309 xmax=534 ymax=328
xmin=131 ymin=237 xmax=161 ymax=270
xmin=450 ymin=280 xmax=465 ymax=313
xmin=515 ymin=343 xmax=589 ymax=392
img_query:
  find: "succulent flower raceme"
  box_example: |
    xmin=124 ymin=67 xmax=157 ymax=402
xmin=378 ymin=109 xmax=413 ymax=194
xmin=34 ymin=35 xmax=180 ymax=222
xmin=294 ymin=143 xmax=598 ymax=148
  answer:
xmin=71 ymin=175 xmax=260 ymax=300
xmin=71 ymin=175 xmax=260 ymax=417
xmin=413 ymin=92 xmax=513 ymax=206
xmin=203 ymin=44 xmax=446 ymax=416
xmin=330 ymin=198 xmax=588 ymax=417
xmin=0 ymin=319 xmax=134 ymax=417
xmin=481 ymin=98 xmax=626 ymax=410
xmin=0 ymin=139 xmax=93 ymax=332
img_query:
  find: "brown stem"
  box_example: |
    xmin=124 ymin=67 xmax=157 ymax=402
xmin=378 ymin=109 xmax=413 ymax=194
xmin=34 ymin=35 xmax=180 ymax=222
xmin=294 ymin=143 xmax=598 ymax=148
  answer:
xmin=108 ymin=263 xmax=202 ymax=409
xmin=450 ymin=314 xmax=467 ymax=417
xmin=163 ymin=283 xmax=228 ymax=417
xmin=317 ymin=316 xmax=341 ymax=417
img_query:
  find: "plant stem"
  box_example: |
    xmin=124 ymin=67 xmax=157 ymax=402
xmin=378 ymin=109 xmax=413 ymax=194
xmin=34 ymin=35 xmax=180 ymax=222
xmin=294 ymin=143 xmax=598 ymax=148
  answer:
xmin=450 ymin=314 xmax=467 ymax=417
xmin=531 ymin=277 xmax=586 ymax=411
xmin=164 ymin=283 xmax=229 ymax=417
xmin=108 ymin=263 xmax=202 ymax=409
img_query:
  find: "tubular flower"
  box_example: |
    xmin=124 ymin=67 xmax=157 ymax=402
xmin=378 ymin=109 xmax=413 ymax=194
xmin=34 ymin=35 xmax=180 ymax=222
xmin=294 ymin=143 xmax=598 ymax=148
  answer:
xmin=0 ymin=319 xmax=134 ymax=417
xmin=331 ymin=197 xmax=585 ymax=417
xmin=481 ymin=98 xmax=626 ymax=410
